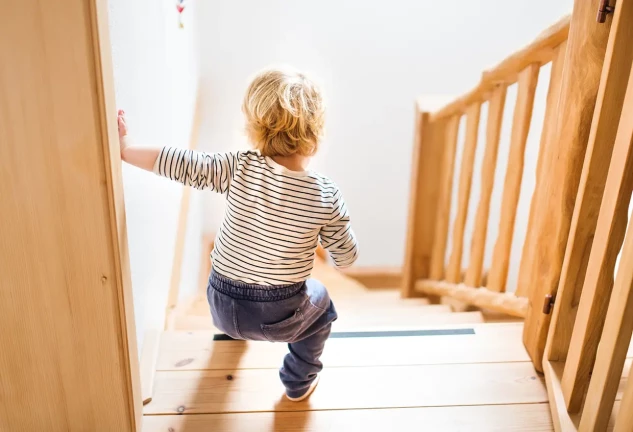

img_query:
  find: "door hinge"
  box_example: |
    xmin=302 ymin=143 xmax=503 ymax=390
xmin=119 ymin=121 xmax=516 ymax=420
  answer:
xmin=542 ymin=294 xmax=555 ymax=315
xmin=597 ymin=0 xmax=615 ymax=23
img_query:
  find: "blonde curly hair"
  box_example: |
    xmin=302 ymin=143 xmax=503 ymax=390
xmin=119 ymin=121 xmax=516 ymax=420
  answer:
xmin=242 ymin=67 xmax=325 ymax=157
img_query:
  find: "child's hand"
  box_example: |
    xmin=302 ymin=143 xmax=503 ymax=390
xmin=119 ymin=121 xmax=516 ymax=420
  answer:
xmin=117 ymin=109 xmax=128 ymax=152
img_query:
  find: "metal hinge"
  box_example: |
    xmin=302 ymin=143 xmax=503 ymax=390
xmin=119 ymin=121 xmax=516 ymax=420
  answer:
xmin=542 ymin=294 xmax=555 ymax=315
xmin=597 ymin=0 xmax=615 ymax=23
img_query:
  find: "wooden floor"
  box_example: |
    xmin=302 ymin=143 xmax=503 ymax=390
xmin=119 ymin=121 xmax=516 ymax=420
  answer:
xmin=145 ymin=262 xmax=548 ymax=431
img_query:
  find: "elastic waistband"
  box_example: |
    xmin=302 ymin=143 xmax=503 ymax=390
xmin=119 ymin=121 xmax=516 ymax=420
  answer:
xmin=209 ymin=271 xmax=305 ymax=302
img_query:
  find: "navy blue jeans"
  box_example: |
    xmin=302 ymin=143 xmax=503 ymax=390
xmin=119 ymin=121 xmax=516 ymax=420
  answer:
xmin=207 ymin=271 xmax=338 ymax=398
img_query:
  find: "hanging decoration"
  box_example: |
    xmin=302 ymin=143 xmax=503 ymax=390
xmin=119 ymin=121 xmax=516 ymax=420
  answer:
xmin=176 ymin=0 xmax=186 ymax=29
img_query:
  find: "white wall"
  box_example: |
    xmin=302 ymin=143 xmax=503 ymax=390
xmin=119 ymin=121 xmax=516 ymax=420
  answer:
xmin=108 ymin=0 xmax=198 ymax=354
xmin=193 ymin=0 xmax=572 ymax=290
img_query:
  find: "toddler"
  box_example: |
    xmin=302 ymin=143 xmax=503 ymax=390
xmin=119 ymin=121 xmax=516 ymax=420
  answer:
xmin=118 ymin=67 xmax=358 ymax=401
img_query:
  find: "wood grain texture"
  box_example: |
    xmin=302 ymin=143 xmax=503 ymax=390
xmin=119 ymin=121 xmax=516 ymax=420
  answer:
xmin=432 ymin=15 xmax=570 ymax=121
xmin=561 ymin=58 xmax=633 ymax=413
xmin=615 ymin=363 xmax=633 ymax=431
xmin=0 ymin=0 xmax=140 ymax=430
xmin=143 ymin=404 xmax=554 ymax=432
xmin=515 ymin=42 xmax=567 ymax=299
xmin=545 ymin=0 xmax=633 ymax=366
xmin=465 ymin=86 xmax=507 ymax=288
xmin=402 ymin=111 xmax=446 ymax=297
xmin=522 ymin=0 xmax=613 ymax=372
xmin=544 ymin=360 xmax=625 ymax=432
xmin=157 ymin=324 xmax=529 ymax=370
xmin=429 ymin=115 xmax=461 ymax=280
xmin=487 ymin=64 xmax=540 ymax=293
xmin=580 ymin=210 xmax=633 ymax=431
xmin=446 ymin=103 xmax=482 ymax=283
xmin=144 ymin=362 xmax=547 ymax=415
xmin=416 ymin=280 xmax=528 ymax=317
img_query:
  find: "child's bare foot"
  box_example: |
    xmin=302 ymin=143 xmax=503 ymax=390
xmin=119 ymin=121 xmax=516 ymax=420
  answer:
xmin=286 ymin=375 xmax=320 ymax=402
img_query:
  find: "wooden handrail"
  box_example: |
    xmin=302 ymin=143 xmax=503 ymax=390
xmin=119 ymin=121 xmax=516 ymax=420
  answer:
xmin=431 ymin=14 xmax=570 ymax=121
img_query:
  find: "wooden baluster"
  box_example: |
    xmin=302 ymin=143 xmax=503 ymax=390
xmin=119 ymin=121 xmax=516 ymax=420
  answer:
xmin=446 ymin=103 xmax=482 ymax=283
xmin=561 ymin=57 xmax=633 ymax=413
xmin=429 ymin=115 xmax=461 ymax=280
xmin=614 ymin=364 xmax=633 ymax=431
xmin=522 ymin=0 xmax=614 ymax=373
xmin=402 ymin=107 xmax=447 ymax=297
xmin=486 ymin=64 xmax=540 ymax=292
xmin=515 ymin=41 xmax=566 ymax=299
xmin=464 ymin=86 xmax=507 ymax=287
xmin=545 ymin=0 xmax=633 ymax=368
xmin=580 ymin=196 xmax=633 ymax=430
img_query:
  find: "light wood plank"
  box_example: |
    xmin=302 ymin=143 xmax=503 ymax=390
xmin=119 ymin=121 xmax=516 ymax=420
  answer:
xmin=144 ymin=362 xmax=547 ymax=415
xmin=402 ymin=112 xmax=446 ymax=297
xmin=522 ymin=0 xmax=613 ymax=372
xmin=487 ymin=63 xmax=540 ymax=293
xmin=561 ymin=63 xmax=633 ymax=411
xmin=0 ymin=1 xmax=140 ymax=430
xmin=544 ymin=361 xmax=625 ymax=432
xmin=429 ymin=115 xmax=461 ymax=280
xmin=515 ymin=42 xmax=566 ymax=299
xmin=143 ymin=403 xmax=554 ymax=432
xmin=416 ymin=280 xmax=528 ymax=317
xmin=465 ymin=86 xmax=508 ymax=287
xmin=544 ymin=0 xmax=633 ymax=368
xmin=615 ymin=364 xmax=633 ymax=431
xmin=140 ymin=331 xmax=161 ymax=405
xmin=157 ymin=324 xmax=529 ymax=370
xmin=581 ymin=209 xmax=633 ymax=431
xmin=446 ymin=103 xmax=482 ymax=283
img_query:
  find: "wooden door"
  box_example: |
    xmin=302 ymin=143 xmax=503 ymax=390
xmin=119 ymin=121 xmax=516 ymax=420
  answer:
xmin=0 ymin=0 xmax=141 ymax=430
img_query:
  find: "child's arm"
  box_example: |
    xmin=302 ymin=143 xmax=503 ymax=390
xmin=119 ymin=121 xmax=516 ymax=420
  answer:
xmin=118 ymin=110 xmax=160 ymax=171
xmin=319 ymin=189 xmax=358 ymax=268
xmin=117 ymin=110 xmax=237 ymax=193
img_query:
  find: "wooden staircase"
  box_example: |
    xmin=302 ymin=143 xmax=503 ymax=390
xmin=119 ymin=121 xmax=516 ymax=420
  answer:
xmin=142 ymin=4 xmax=633 ymax=431
xmin=171 ymin=260 xmax=488 ymax=332
xmin=141 ymin=258 xmax=547 ymax=431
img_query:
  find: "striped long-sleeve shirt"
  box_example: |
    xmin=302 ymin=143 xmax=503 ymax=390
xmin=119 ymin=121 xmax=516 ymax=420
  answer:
xmin=153 ymin=147 xmax=358 ymax=285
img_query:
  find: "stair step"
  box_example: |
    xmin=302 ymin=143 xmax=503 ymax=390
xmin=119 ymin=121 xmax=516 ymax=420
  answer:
xmin=156 ymin=323 xmax=528 ymax=371
xmin=188 ymin=289 xmax=432 ymax=316
xmin=334 ymin=310 xmax=484 ymax=330
xmin=143 ymin=403 xmax=553 ymax=432
xmin=174 ymin=310 xmax=484 ymax=331
xmin=143 ymin=361 xmax=546 ymax=415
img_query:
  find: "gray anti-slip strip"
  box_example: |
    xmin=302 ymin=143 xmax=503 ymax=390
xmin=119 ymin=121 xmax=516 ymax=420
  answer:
xmin=213 ymin=328 xmax=475 ymax=341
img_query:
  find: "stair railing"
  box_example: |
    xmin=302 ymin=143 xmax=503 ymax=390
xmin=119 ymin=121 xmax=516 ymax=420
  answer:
xmin=402 ymin=15 xmax=570 ymax=319
xmin=402 ymin=0 xmax=633 ymax=429
xmin=543 ymin=0 xmax=633 ymax=430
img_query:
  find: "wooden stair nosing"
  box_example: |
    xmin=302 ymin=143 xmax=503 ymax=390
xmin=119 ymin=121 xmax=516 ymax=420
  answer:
xmin=143 ymin=361 xmax=547 ymax=415
xmin=143 ymin=403 xmax=554 ymax=432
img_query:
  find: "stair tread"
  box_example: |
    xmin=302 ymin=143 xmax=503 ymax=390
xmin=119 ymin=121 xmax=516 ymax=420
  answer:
xmin=175 ymin=310 xmax=484 ymax=331
xmin=143 ymin=403 xmax=554 ymax=432
xmin=188 ymin=289 xmax=432 ymax=316
xmin=143 ymin=361 xmax=547 ymax=415
xmin=156 ymin=323 xmax=528 ymax=370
